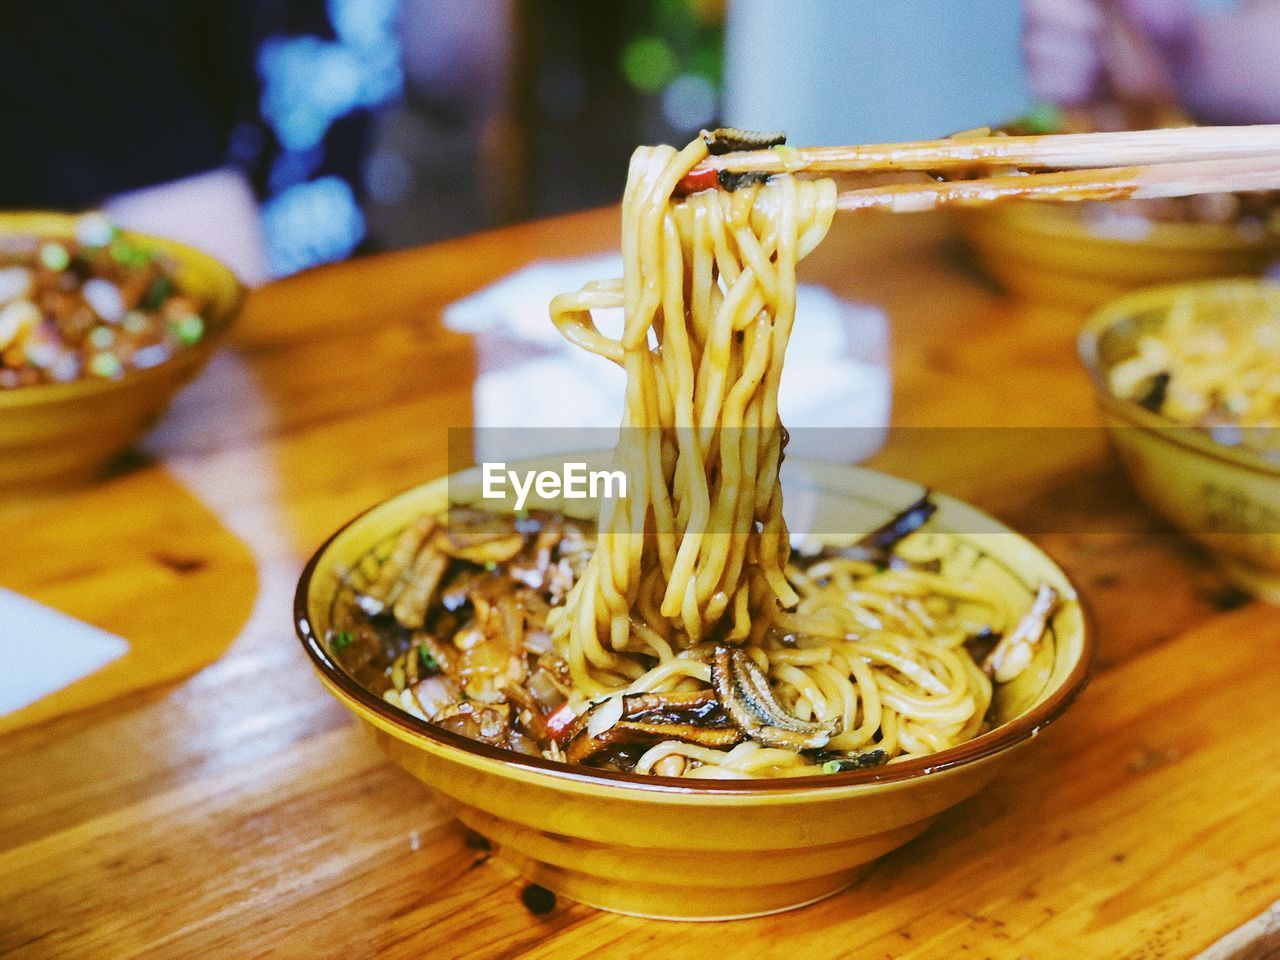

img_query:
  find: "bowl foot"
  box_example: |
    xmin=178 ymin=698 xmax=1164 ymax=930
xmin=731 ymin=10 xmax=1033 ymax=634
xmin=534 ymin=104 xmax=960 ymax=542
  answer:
xmin=490 ymin=849 xmax=872 ymax=921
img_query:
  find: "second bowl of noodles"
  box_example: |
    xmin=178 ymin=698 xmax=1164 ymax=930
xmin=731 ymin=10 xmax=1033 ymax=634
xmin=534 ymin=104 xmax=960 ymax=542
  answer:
xmin=1081 ymin=278 xmax=1280 ymax=600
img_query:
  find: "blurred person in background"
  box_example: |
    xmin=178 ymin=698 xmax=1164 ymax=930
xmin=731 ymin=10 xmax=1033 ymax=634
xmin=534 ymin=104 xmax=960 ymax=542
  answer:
xmin=0 ymin=3 xmax=269 ymax=284
xmin=0 ymin=1 xmax=403 ymax=283
xmin=1023 ymin=0 xmax=1280 ymax=124
xmin=722 ymin=0 xmax=1280 ymax=151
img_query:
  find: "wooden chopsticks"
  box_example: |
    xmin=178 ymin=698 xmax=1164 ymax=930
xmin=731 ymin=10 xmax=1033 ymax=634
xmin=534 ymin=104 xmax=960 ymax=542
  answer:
xmin=679 ymin=125 xmax=1280 ymax=210
xmin=693 ymin=126 xmax=1280 ymax=175
xmin=835 ymin=156 xmax=1280 ymax=213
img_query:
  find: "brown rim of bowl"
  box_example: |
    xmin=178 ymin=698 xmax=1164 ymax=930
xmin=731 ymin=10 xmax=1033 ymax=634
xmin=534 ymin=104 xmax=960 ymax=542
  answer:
xmin=1078 ymin=279 xmax=1280 ymax=480
xmin=0 ymin=218 xmax=243 ymax=410
xmin=293 ymin=494 xmax=1096 ymax=796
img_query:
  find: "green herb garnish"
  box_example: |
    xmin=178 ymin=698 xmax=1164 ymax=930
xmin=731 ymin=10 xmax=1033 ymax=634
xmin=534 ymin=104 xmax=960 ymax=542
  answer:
xmin=1020 ymin=102 xmax=1065 ymax=135
xmin=86 ymin=352 xmax=123 ymax=379
xmin=484 ymin=560 xmax=498 ymax=572
xmin=39 ymin=242 xmax=70 ymax=272
xmin=109 ymin=236 xmax=151 ymax=267
xmin=330 ymin=630 xmax=354 ymax=651
xmin=418 ymin=647 xmax=439 ymax=673
xmin=169 ymin=313 xmax=204 ymax=346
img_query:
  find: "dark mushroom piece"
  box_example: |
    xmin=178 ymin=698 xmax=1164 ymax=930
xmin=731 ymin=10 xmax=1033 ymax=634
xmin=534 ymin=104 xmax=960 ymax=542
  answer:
xmin=815 ymin=749 xmax=889 ymax=773
xmin=562 ymin=689 xmax=744 ymax=765
xmin=565 ymin=720 xmax=744 ymax=766
xmin=794 ymin=493 xmax=938 ymax=569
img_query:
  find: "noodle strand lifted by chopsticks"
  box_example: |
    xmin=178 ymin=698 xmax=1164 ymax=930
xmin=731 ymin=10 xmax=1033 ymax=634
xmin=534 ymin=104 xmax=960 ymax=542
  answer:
xmin=548 ymin=137 xmax=836 ymax=695
xmin=340 ymin=134 xmax=1062 ymax=779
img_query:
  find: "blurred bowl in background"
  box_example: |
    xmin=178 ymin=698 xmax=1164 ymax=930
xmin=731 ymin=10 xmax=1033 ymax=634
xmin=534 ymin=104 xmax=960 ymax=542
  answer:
xmin=0 ymin=212 xmax=241 ymax=499
xmin=1080 ymin=279 xmax=1280 ymax=601
xmin=956 ymin=203 xmax=1280 ymax=310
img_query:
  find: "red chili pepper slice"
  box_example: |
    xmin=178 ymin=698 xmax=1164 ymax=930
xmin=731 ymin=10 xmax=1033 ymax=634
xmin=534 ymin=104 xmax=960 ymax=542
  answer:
xmin=675 ymin=167 xmax=720 ymax=196
xmin=545 ymin=703 xmax=578 ymax=744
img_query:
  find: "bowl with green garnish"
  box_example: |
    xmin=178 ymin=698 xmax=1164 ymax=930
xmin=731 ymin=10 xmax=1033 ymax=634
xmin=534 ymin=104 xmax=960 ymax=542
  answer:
xmin=0 ymin=211 xmax=242 ymax=497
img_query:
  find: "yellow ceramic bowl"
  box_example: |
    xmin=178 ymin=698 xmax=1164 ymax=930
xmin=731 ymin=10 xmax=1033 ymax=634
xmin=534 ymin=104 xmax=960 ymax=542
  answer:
xmin=1081 ymin=279 xmax=1280 ymax=601
xmin=955 ymin=203 xmax=1280 ymax=310
xmin=0 ymin=212 xmax=242 ymax=497
xmin=295 ymin=456 xmax=1092 ymax=920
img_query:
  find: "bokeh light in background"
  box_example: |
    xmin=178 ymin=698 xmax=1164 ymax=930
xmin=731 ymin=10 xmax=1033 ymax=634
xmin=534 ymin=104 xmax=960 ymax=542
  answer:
xmin=256 ymin=0 xmax=403 ymax=276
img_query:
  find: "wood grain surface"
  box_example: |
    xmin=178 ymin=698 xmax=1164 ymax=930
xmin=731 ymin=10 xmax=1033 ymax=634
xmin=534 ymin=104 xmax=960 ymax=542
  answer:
xmin=1 ymin=208 xmax=1277 ymax=959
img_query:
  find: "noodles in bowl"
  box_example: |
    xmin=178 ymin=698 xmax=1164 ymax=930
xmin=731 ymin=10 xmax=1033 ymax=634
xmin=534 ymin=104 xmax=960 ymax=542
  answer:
xmin=319 ymin=132 xmax=1076 ymax=780
xmin=328 ymin=490 xmax=1065 ymax=780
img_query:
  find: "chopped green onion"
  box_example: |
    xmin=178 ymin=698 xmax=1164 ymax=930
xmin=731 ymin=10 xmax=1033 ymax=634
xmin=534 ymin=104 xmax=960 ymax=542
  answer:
xmin=169 ymin=313 xmax=204 ymax=346
xmin=418 ymin=647 xmax=439 ymax=673
xmin=1020 ymin=102 xmax=1065 ymax=135
xmin=86 ymin=352 xmax=123 ymax=379
xmin=484 ymin=560 xmax=498 ymax=571
xmin=329 ymin=630 xmax=354 ymax=651
xmin=39 ymin=243 xmax=70 ymax=272
xmin=110 ymin=236 xmax=151 ymax=267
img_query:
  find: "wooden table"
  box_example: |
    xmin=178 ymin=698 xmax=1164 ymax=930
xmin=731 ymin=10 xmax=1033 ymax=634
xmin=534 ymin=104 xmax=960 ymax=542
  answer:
xmin=3 ymin=209 xmax=1278 ymax=960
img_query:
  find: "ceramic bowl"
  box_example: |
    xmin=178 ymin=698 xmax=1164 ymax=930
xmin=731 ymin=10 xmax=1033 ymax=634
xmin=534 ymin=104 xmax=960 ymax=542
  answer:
xmin=955 ymin=203 xmax=1280 ymax=310
xmin=1081 ymin=279 xmax=1280 ymax=601
xmin=0 ymin=212 xmax=242 ymax=498
xmin=295 ymin=457 xmax=1092 ymax=920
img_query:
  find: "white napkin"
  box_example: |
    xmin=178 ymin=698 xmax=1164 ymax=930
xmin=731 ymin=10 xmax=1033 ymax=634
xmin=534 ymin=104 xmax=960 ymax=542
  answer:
xmin=0 ymin=588 xmax=129 ymax=715
xmin=444 ymin=257 xmax=892 ymax=465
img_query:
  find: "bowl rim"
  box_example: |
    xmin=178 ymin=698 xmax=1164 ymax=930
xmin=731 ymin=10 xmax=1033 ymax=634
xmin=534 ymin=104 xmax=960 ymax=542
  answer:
xmin=0 ymin=211 xmax=243 ymax=409
xmin=1078 ymin=277 xmax=1280 ymax=479
xmin=957 ymin=198 xmax=1280 ymax=249
xmin=294 ymin=465 xmax=1096 ymax=796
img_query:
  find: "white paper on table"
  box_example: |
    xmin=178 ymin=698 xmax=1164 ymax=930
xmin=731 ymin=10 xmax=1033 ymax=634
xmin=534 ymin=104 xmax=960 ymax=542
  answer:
xmin=0 ymin=588 xmax=129 ymax=715
xmin=444 ymin=254 xmax=624 ymax=348
xmin=445 ymin=257 xmax=892 ymax=466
